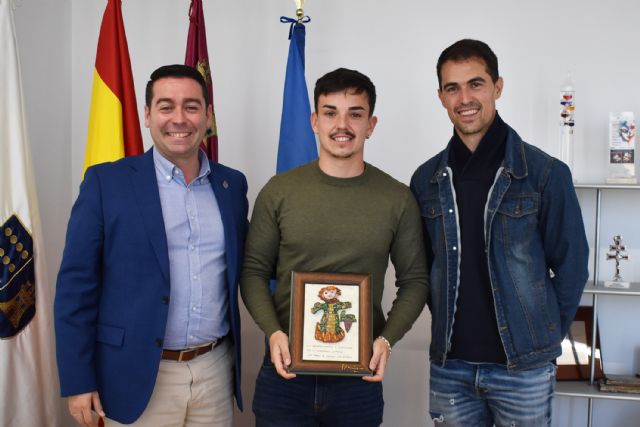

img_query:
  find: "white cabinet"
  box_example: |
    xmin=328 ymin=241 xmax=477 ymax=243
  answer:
xmin=555 ymin=184 xmax=640 ymax=427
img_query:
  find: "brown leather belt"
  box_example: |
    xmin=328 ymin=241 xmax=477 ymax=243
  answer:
xmin=162 ymin=337 xmax=223 ymax=362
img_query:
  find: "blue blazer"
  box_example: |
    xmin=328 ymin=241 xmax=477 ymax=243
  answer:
xmin=54 ymin=149 xmax=248 ymax=423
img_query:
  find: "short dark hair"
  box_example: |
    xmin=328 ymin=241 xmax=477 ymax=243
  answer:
xmin=313 ymin=68 xmax=376 ymax=116
xmin=436 ymin=39 xmax=499 ymax=89
xmin=145 ymin=64 xmax=208 ymax=107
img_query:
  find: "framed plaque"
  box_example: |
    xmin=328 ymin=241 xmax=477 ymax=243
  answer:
xmin=288 ymin=271 xmax=372 ymax=376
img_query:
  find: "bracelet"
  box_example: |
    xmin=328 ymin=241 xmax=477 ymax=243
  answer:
xmin=375 ymin=336 xmax=392 ymax=355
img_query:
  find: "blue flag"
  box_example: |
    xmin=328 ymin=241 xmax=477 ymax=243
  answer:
xmin=276 ymin=21 xmax=318 ymax=174
xmin=270 ymin=19 xmax=318 ymax=296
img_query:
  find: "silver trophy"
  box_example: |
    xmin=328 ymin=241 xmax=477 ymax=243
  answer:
xmin=605 ymin=235 xmax=630 ymax=288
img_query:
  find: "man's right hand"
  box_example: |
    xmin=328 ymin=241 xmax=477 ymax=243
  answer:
xmin=269 ymin=330 xmax=296 ymax=379
xmin=68 ymin=391 xmax=105 ymax=427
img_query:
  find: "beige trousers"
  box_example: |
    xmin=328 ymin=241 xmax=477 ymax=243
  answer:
xmin=105 ymin=339 xmax=233 ymax=427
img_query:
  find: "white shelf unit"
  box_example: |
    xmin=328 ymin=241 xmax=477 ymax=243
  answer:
xmin=555 ymin=184 xmax=640 ymax=426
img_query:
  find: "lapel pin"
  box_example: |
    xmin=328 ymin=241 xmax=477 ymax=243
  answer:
xmin=222 ymin=180 xmax=229 ymax=189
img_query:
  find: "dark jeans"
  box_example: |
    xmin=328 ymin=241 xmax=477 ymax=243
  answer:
xmin=253 ymin=357 xmax=383 ymax=427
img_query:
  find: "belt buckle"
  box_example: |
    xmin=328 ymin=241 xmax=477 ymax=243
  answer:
xmin=178 ymin=349 xmax=187 ymax=362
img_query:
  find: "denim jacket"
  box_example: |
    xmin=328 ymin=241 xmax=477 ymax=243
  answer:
xmin=410 ymin=126 xmax=589 ymax=371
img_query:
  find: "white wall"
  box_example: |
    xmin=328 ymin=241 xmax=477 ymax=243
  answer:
xmin=14 ymin=0 xmax=640 ymax=426
xmin=14 ymin=0 xmax=72 ymax=298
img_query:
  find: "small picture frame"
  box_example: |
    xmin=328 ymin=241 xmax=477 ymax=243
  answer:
xmin=557 ymin=306 xmax=603 ymax=381
xmin=607 ymin=112 xmax=637 ymax=184
xmin=289 ymin=271 xmax=372 ymax=376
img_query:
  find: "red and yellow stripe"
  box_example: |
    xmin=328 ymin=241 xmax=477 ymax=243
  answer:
xmin=84 ymin=0 xmax=142 ymax=175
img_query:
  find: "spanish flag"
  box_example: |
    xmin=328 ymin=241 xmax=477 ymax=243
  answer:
xmin=84 ymin=0 xmax=143 ymax=174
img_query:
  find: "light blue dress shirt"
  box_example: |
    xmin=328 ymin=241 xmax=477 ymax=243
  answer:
xmin=153 ymin=149 xmax=229 ymax=350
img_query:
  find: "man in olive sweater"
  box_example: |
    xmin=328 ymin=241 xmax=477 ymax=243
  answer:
xmin=240 ymin=68 xmax=429 ymax=426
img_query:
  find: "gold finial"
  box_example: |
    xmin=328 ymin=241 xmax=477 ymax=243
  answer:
xmin=295 ymin=0 xmax=305 ymax=22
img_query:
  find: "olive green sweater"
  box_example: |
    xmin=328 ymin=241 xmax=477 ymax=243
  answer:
xmin=240 ymin=161 xmax=429 ymax=346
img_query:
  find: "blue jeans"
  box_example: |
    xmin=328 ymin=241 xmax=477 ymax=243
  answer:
xmin=429 ymin=360 xmax=556 ymax=427
xmin=253 ymin=357 xmax=383 ymax=427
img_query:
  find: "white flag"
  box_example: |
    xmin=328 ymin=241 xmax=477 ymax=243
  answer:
xmin=0 ymin=1 xmax=65 ymax=425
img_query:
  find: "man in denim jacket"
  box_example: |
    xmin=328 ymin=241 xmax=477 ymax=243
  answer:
xmin=410 ymin=39 xmax=589 ymax=426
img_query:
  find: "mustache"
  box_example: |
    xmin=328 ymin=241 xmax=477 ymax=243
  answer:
xmin=330 ymin=130 xmax=356 ymax=139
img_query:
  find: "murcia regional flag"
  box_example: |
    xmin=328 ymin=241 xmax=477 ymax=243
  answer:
xmin=84 ymin=0 xmax=143 ymax=174
xmin=185 ymin=0 xmax=219 ymax=161
xmin=0 ymin=0 xmax=64 ymax=425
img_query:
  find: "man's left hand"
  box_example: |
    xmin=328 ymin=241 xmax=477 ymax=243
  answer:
xmin=363 ymin=337 xmax=390 ymax=382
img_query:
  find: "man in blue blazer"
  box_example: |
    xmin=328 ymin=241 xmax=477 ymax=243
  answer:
xmin=55 ymin=65 xmax=248 ymax=426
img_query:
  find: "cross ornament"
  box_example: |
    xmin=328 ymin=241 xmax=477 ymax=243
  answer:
xmin=606 ymin=235 xmax=629 ymax=282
